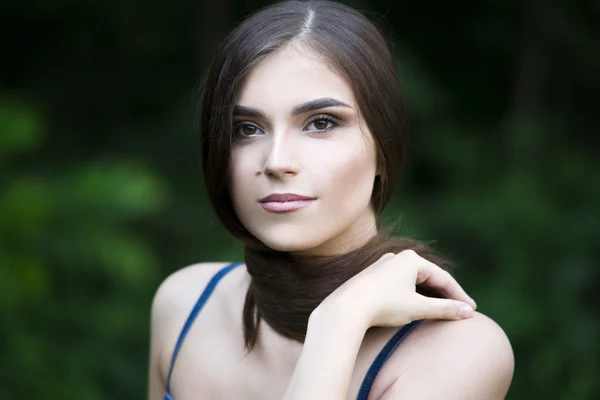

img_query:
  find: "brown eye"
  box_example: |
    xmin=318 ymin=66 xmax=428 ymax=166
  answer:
xmin=313 ymin=119 xmax=329 ymax=130
xmin=305 ymin=115 xmax=338 ymax=133
xmin=233 ymin=122 xmax=263 ymax=138
xmin=242 ymin=124 xmax=257 ymax=136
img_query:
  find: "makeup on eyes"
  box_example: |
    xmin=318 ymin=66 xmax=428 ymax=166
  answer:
xmin=232 ymin=109 xmax=353 ymax=138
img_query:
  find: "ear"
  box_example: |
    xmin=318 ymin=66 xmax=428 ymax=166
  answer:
xmin=375 ymin=161 xmax=384 ymax=177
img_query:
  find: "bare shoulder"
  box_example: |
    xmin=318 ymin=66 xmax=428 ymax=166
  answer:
xmin=149 ymin=262 xmax=245 ymax=388
xmin=151 ymin=262 xmax=236 ymax=319
xmin=379 ymin=312 xmax=514 ymax=400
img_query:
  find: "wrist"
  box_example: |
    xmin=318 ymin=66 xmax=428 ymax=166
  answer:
xmin=284 ymin=302 xmax=366 ymax=400
xmin=310 ymin=293 xmax=370 ymax=337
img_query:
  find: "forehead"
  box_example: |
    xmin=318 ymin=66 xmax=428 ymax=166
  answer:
xmin=236 ymin=44 xmax=356 ymax=110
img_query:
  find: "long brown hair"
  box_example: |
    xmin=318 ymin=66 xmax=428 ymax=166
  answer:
xmin=198 ymin=0 xmax=452 ymax=351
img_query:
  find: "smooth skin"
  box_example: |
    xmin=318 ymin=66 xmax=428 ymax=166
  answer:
xmin=148 ymin=43 xmax=514 ymax=399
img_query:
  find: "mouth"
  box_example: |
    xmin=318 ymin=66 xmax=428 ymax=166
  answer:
xmin=258 ymin=193 xmax=317 ymax=213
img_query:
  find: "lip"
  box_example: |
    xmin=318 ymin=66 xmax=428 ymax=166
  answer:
xmin=258 ymin=193 xmax=317 ymax=213
xmin=259 ymin=193 xmax=316 ymax=203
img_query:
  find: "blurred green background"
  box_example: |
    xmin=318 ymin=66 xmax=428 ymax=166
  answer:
xmin=1 ymin=0 xmax=598 ymax=399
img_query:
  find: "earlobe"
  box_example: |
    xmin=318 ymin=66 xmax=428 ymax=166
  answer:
xmin=375 ymin=159 xmax=384 ymax=177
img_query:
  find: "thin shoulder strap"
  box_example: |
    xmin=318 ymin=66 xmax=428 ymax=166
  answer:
xmin=164 ymin=262 xmax=243 ymax=396
xmin=356 ymin=319 xmax=424 ymax=400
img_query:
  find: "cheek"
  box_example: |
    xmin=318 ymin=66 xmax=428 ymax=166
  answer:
xmin=229 ymin=150 xmax=255 ymax=203
xmin=315 ymin=140 xmax=377 ymax=195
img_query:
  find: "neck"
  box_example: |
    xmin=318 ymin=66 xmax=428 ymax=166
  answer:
xmin=242 ymin=221 xmax=453 ymax=350
xmin=243 ymin=226 xmax=395 ymax=346
xmin=290 ymin=208 xmax=379 ymax=257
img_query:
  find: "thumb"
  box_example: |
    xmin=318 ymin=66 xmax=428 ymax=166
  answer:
xmin=413 ymin=295 xmax=474 ymax=321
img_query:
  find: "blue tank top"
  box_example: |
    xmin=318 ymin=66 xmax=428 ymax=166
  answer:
xmin=164 ymin=262 xmax=423 ymax=400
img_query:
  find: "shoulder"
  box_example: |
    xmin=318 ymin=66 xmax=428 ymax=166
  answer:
xmin=150 ymin=262 xmax=238 ymax=325
xmin=379 ymin=312 xmax=514 ymax=400
xmin=149 ymin=262 xmax=246 ymax=385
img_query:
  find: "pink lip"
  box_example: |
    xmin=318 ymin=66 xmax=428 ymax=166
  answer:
xmin=260 ymin=199 xmax=316 ymax=213
xmin=258 ymin=193 xmax=317 ymax=213
xmin=259 ymin=193 xmax=315 ymax=202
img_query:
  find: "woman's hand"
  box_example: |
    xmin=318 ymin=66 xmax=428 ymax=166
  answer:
xmin=315 ymin=250 xmax=477 ymax=331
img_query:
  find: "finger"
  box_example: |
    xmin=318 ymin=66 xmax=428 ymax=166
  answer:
xmin=414 ymin=260 xmax=477 ymax=310
xmin=411 ymin=295 xmax=474 ymax=321
xmin=378 ymin=252 xmax=396 ymax=261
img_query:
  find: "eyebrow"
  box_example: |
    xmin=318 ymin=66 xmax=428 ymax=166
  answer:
xmin=232 ymin=97 xmax=352 ymax=119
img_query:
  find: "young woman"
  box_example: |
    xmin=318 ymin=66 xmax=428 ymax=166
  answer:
xmin=148 ymin=1 xmax=514 ymax=399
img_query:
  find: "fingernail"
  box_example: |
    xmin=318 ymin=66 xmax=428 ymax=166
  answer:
xmin=459 ymin=304 xmax=474 ymax=319
xmin=469 ymin=297 xmax=477 ymax=309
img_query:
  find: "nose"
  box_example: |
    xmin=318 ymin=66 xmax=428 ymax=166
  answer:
xmin=261 ymin=133 xmax=300 ymax=178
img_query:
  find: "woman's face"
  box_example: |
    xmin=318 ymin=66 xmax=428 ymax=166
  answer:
xmin=229 ymin=44 xmax=379 ymax=256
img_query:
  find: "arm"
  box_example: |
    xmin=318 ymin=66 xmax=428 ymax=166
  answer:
xmin=284 ymin=308 xmax=513 ymax=400
xmin=146 ymin=262 xmax=233 ymax=400
xmin=282 ymin=250 xmax=480 ymax=400
xmin=282 ymin=303 xmax=368 ymax=400
xmin=147 ymin=343 xmax=166 ymax=400
xmin=148 ymin=279 xmax=169 ymax=400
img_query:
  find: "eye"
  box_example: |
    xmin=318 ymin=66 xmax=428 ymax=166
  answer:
xmin=233 ymin=122 xmax=264 ymax=137
xmin=305 ymin=115 xmax=339 ymax=133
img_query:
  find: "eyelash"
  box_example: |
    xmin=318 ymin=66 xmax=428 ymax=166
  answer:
xmin=232 ymin=114 xmax=341 ymax=138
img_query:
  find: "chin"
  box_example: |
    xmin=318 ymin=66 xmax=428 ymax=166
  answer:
xmin=258 ymin=236 xmax=321 ymax=253
xmin=249 ymin=226 xmax=331 ymax=254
